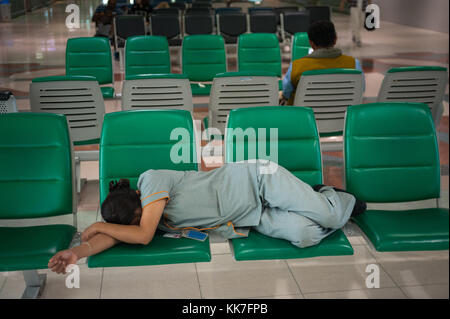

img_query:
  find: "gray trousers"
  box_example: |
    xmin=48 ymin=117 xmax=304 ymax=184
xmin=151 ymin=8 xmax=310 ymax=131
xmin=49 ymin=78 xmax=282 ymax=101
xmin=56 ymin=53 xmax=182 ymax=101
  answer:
xmin=254 ymin=161 xmax=355 ymax=248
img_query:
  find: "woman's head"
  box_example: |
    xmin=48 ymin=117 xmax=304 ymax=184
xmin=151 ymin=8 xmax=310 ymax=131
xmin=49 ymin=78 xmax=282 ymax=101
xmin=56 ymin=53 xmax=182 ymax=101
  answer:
xmin=101 ymin=179 xmax=142 ymax=225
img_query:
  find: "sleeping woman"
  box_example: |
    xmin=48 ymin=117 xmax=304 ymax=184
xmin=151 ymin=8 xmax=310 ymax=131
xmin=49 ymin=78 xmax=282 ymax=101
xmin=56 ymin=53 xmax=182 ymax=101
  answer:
xmin=48 ymin=160 xmax=366 ymax=274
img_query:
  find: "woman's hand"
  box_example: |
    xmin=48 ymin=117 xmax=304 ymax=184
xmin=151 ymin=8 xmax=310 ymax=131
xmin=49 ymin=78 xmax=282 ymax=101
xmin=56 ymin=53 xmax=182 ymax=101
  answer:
xmin=48 ymin=250 xmax=78 ymax=274
xmin=81 ymin=222 xmax=104 ymax=242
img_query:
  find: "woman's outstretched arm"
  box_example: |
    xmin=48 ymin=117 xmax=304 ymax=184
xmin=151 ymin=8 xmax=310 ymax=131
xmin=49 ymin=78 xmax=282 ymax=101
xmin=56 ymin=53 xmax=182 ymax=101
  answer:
xmin=48 ymin=233 xmax=119 ymax=274
xmin=82 ymin=199 xmax=167 ymax=245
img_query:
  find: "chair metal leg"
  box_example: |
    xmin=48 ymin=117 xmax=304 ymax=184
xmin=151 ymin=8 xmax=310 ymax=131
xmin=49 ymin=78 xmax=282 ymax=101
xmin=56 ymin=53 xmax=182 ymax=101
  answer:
xmin=22 ymin=270 xmax=47 ymax=299
xmin=75 ymin=156 xmax=81 ymax=193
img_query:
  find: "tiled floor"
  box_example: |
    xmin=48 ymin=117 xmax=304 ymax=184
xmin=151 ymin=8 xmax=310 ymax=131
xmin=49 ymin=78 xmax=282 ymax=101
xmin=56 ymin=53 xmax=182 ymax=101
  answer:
xmin=0 ymin=0 xmax=448 ymax=299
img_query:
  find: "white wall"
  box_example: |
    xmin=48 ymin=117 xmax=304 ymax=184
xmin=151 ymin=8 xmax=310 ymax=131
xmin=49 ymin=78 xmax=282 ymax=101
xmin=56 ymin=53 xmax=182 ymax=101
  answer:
xmin=372 ymin=0 xmax=449 ymax=33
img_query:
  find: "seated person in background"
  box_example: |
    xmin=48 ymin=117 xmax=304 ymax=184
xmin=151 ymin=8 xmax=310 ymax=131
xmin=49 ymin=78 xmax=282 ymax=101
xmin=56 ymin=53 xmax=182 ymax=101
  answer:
xmin=48 ymin=160 xmax=366 ymax=274
xmin=129 ymin=0 xmax=152 ymax=21
xmin=281 ymin=20 xmax=364 ymax=105
xmin=92 ymin=0 xmax=117 ymax=38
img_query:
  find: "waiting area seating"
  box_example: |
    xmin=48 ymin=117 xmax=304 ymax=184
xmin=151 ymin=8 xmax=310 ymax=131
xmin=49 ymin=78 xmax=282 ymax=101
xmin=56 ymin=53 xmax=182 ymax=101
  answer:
xmin=291 ymin=32 xmax=312 ymax=61
xmin=293 ymin=68 xmax=364 ymax=137
xmin=225 ymin=106 xmax=354 ymax=260
xmin=182 ymin=34 xmax=227 ymax=96
xmin=65 ymin=37 xmax=115 ymax=99
xmin=0 ymin=113 xmax=77 ymax=298
xmin=237 ymin=33 xmax=283 ymax=90
xmin=124 ymin=35 xmax=171 ymax=80
xmin=29 ymin=75 xmax=105 ymax=193
xmin=205 ymin=71 xmax=279 ymax=135
xmin=377 ymin=66 xmax=448 ymax=125
xmin=345 ymin=102 xmax=449 ymax=251
xmin=87 ymin=110 xmax=210 ymax=268
xmin=121 ymin=74 xmax=193 ymax=112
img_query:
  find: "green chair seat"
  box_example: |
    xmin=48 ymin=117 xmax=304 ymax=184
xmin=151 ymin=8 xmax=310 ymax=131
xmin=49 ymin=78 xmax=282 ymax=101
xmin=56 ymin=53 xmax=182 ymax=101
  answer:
xmin=0 ymin=225 xmax=76 ymax=272
xmin=88 ymin=230 xmax=210 ymax=268
xmin=345 ymin=102 xmax=448 ymax=252
xmin=100 ymin=86 xmax=115 ymax=99
xmin=88 ymin=109 xmax=211 ymax=268
xmin=190 ymin=83 xmax=212 ymax=96
xmin=225 ymin=106 xmax=354 ymax=260
xmin=352 ymin=208 xmax=449 ymax=252
xmin=232 ymin=229 xmax=353 ymax=261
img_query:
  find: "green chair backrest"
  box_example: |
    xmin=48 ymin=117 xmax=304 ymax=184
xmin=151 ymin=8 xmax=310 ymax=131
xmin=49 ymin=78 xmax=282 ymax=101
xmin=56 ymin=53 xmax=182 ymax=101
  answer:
xmin=344 ymin=102 xmax=440 ymax=203
xmin=292 ymin=32 xmax=312 ymax=61
xmin=125 ymin=35 xmax=171 ymax=80
xmin=182 ymin=35 xmax=227 ymax=82
xmin=0 ymin=113 xmax=75 ymax=219
xmin=237 ymin=33 xmax=281 ymax=78
xmin=293 ymin=68 xmax=363 ymax=136
xmin=66 ymin=37 xmax=113 ymax=85
xmin=225 ymin=106 xmax=322 ymax=186
xmin=30 ymin=75 xmax=105 ymax=145
xmin=99 ymin=110 xmax=199 ymax=203
xmin=377 ymin=66 xmax=448 ymax=124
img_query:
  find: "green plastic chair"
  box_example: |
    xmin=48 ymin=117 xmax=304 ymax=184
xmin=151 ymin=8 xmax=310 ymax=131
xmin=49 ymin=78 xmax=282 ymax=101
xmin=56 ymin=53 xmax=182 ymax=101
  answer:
xmin=291 ymin=32 xmax=312 ymax=61
xmin=182 ymin=34 xmax=227 ymax=96
xmin=66 ymin=37 xmax=115 ymax=99
xmin=0 ymin=113 xmax=77 ymax=298
xmin=87 ymin=110 xmax=210 ymax=268
xmin=344 ymin=102 xmax=449 ymax=252
xmin=377 ymin=66 xmax=448 ymax=125
xmin=30 ymin=75 xmax=105 ymax=193
xmin=237 ymin=33 xmax=282 ymax=91
xmin=224 ymin=106 xmax=354 ymax=260
xmin=124 ymin=35 xmax=171 ymax=80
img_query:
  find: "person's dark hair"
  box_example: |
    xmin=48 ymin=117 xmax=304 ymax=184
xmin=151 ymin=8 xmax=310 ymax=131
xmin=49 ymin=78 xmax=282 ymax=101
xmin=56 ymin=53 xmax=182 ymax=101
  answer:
xmin=307 ymin=20 xmax=337 ymax=48
xmin=101 ymin=179 xmax=141 ymax=225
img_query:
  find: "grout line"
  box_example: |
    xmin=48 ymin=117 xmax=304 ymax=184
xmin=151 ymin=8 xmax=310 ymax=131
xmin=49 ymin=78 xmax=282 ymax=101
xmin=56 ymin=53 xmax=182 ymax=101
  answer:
xmin=363 ymin=243 xmax=408 ymax=293
xmin=98 ymin=268 xmax=104 ymax=299
xmin=284 ymin=260 xmax=304 ymax=298
xmin=0 ymin=275 xmax=7 ymax=296
xmin=302 ymin=286 xmax=409 ymax=299
xmin=194 ymin=263 xmax=203 ymax=299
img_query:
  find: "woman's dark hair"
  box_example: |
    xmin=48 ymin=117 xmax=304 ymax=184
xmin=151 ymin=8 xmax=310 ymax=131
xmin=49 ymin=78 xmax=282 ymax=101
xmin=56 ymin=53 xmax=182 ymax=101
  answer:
xmin=101 ymin=179 xmax=141 ymax=225
xmin=307 ymin=20 xmax=337 ymax=48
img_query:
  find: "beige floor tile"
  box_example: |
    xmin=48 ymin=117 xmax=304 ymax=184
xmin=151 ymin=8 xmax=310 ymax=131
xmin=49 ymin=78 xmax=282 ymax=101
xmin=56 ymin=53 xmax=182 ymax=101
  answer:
xmin=369 ymin=250 xmax=449 ymax=287
xmin=304 ymin=287 xmax=407 ymax=299
xmin=210 ymin=242 xmax=231 ymax=255
xmin=400 ymin=284 xmax=449 ymax=299
xmin=100 ymin=263 xmax=201 ymax=299
xmin=40 ymin=264 xmax=103 ymax=299
xmin=286 ymin=246 xmax=397 ymax=294
xmin=76 ymin=210 xmax=99 ymax=233
xmin=196 ymin=255 xmax=300 ymax=299
xmin=0 ymin=271 xmax=26 ymax=299
xmin=252 ymin=294 xmax=304 ymax=299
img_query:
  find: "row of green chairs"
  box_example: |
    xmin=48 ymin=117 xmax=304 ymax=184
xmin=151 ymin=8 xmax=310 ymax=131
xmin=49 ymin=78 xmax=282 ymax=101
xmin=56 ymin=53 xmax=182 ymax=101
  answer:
xmin=66 ymin=33 xmax=286 ymax=99
xmin=0 ymin=103 xmax=448 ymax=297
xmin=225 ymin=103 xmax=448 ymax=258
